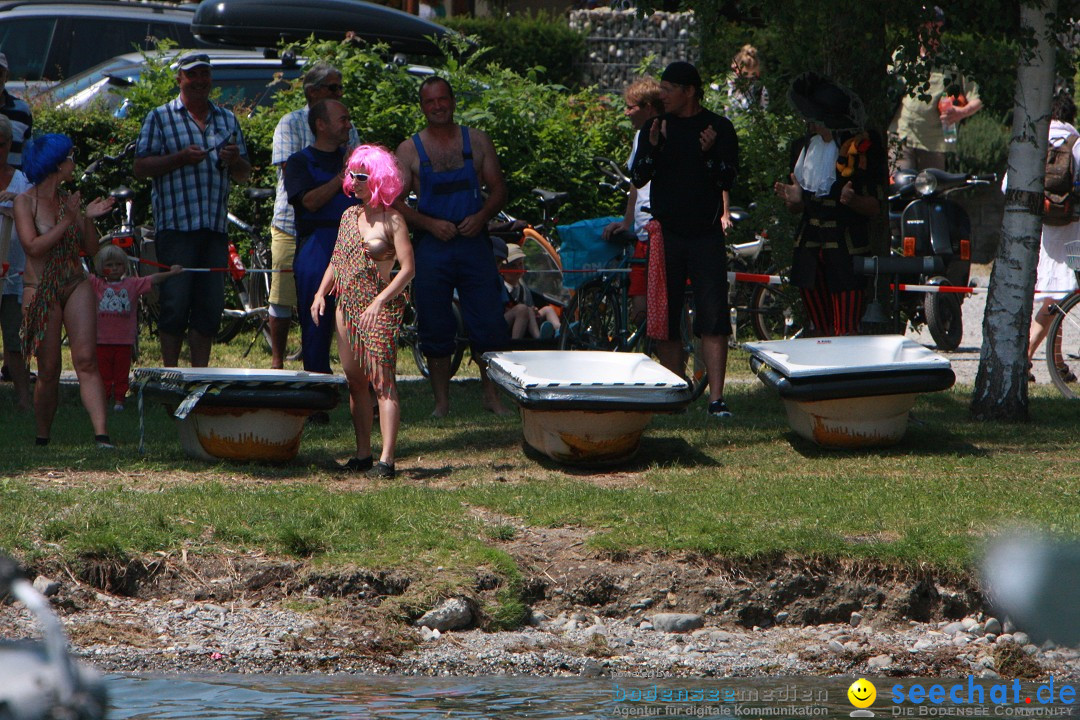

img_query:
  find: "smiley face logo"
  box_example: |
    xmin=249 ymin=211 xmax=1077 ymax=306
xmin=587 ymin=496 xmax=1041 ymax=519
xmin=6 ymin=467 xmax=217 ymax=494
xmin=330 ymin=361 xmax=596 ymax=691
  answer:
xmin=848 ymin=678 xmax=876 ymax=709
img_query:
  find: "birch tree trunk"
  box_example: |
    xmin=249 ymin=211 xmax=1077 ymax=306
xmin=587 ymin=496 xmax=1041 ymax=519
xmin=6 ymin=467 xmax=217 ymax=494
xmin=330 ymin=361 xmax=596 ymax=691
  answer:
xmin=970 ymin=0 xmax=1058 ymax=421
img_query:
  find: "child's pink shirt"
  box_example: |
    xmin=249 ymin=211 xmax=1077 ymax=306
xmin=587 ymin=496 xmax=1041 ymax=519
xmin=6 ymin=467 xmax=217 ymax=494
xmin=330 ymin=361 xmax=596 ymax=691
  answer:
xmin=91 ymin=275 xmax=154 ymax=346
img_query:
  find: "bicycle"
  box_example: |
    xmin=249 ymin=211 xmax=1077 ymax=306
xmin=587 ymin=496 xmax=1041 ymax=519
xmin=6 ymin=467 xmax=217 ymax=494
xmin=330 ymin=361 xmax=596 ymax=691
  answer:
xmin=395 ymin=187 xmax=567 ymax=379
xmin=219 ymin=187 xmax=279 ymax=355
xmin=396 ymin=291 xmax=467 ymax=378
xmin=559 ymin=249 xmax=709 ymax=400
xmin=723 ymin=213 xmax=803 ymax=343
xmin=1043 ymin=242 xmax=1080 ymax=398
xmin=490 ymin=187 xmax=568 ymax=302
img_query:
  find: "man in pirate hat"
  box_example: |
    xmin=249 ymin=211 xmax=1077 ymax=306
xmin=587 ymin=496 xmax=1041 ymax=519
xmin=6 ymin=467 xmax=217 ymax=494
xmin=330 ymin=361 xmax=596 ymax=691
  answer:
xmin=774 ymin=72 xmax=888 ymax=337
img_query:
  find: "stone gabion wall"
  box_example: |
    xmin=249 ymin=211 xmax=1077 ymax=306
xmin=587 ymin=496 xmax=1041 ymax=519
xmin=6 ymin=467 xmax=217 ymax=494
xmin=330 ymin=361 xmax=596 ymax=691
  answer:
xmin=567 ymin=9 xmax=697 ymax=94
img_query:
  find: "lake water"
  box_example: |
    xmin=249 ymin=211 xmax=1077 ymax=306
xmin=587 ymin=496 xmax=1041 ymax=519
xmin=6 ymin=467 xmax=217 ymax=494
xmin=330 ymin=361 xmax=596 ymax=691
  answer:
xmin=104 ymin=674 xmax=1080 ymax=720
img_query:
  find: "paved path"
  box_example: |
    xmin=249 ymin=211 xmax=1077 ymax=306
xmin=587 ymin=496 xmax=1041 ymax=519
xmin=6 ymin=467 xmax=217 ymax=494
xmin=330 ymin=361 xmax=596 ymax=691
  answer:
xmin=907 ymin=280 xmax=987 ymax=387
xmin=906 ymin=264 xmax=1057 ymax=387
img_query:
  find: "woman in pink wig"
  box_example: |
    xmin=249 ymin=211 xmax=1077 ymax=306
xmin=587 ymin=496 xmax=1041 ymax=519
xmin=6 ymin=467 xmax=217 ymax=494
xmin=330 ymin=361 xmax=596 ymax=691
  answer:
xmin=311 ymin=144 xmax=414 ymax=478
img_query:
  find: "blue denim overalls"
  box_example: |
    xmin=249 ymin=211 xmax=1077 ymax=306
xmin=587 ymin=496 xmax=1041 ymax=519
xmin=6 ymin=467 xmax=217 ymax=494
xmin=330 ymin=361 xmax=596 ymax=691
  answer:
xmin=411 ymin=127 xmax=509 ymax=358
xmin=293 ymin=146 xmax=358 ymax=373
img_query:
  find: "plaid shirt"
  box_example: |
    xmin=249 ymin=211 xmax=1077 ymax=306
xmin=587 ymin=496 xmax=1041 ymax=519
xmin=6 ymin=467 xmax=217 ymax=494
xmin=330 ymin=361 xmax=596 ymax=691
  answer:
xmin=135 ymin=96 xmax=248 ymax=233
xmin=271 ymin=107 xmax=358 ymax=236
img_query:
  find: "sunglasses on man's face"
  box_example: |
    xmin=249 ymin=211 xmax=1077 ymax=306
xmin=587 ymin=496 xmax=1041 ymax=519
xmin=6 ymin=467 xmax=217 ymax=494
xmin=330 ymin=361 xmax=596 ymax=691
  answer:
xmin=320 ymin=83 xmax=343 ymax=93
xmin=349 ymin=171 xmax=369 ymax=182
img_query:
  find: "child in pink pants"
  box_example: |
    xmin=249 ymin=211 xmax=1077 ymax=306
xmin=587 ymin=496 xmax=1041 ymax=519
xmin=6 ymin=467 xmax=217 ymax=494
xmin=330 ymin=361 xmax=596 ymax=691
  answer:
xmin=91 ymin=244 xmax=181 ymax=409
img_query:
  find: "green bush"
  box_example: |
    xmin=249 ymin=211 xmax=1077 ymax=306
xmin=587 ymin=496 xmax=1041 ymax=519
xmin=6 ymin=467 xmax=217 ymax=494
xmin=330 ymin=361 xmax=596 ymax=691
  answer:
xmin=442 ymin=13 xmax=586 ymax=90
xmin=945 ymin=32 xmax=1018 ymax=120
xmin=952 ymin=111 xmax=1010 ymax=177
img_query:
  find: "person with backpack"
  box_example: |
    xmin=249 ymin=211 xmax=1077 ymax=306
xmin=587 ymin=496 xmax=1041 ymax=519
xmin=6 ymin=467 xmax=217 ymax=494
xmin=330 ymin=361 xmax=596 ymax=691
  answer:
xmin=1027 ymin=92 xmax=1080 ymax=380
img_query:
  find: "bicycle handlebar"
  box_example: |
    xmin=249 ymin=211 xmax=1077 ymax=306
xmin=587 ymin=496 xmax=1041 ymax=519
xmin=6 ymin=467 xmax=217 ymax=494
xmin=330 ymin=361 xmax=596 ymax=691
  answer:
xmin=594 ymin=155 xmax=631 ymax=193
xmin=80 ymin=142 xmax=136 ymax=183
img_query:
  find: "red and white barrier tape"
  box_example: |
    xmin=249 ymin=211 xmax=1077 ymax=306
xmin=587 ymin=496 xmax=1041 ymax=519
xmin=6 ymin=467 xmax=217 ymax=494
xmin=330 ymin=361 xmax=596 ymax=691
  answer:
xmin=891 ymin=283 xmax=984 ymax=294
xmin=892 ymin=282 xmax=1080 ymax=296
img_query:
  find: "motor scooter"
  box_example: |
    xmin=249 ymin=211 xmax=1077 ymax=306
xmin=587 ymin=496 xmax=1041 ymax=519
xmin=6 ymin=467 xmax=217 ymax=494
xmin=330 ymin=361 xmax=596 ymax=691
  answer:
xmin=859 ymin=167 xmax=995 ymax=350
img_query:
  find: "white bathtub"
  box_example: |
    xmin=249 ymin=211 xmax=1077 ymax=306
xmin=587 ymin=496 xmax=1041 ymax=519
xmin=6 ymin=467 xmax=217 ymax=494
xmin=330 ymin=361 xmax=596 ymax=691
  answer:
xmin=744 ymin=335 xmax=955 ymax=449
xmin=484 ymin=350 xmax=694 ymax=465
xmin=134 ymin=368 xmax=346 ymax=462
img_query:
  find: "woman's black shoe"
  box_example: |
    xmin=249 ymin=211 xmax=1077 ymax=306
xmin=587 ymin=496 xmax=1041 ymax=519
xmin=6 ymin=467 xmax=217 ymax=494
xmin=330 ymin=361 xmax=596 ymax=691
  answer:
xmin=340 ymin=455 xmax=373 ymax=472
xmin=369 ymin=461 xmax=396 ymax=479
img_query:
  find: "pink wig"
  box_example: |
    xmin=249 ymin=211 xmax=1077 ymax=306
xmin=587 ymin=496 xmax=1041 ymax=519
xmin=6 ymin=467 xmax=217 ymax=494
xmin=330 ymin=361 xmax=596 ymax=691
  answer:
xmin=343 ymin=144 xmax=403 ymax=209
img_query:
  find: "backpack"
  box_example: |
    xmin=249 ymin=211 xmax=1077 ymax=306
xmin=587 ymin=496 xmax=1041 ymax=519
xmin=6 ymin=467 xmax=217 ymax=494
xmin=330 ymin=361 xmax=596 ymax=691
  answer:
xmin=1044 ymin=133 xmax=1079 ymax=226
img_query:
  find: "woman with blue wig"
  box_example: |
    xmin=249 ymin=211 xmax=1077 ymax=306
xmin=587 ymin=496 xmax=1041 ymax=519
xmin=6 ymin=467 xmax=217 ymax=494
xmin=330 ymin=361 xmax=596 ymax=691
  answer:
xmin=14 ymin=133 xmax=116 ymax=447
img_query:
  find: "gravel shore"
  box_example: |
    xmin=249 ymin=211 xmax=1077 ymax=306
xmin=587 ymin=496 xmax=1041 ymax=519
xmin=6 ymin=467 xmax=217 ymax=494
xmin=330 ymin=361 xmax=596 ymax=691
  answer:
xmin=12 ymin=263 xmax=1067 ymax=681
xmin=2 ymin=570 xmax=1077 ymax=680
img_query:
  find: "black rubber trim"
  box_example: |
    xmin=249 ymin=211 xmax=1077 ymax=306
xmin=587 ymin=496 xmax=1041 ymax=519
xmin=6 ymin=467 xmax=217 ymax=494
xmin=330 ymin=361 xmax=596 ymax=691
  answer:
xmin=749 ymin=356 xmax=955 ymax=402
xmin=139 ymin=382 xmax=341 ymax=411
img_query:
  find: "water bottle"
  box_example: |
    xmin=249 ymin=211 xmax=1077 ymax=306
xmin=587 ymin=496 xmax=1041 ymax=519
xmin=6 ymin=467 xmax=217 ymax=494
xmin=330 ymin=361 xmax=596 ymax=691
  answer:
xmin=938 ymin=96 xmax=958 ymax=145
xmin=942 ymin=122 xmax=958 ymax=144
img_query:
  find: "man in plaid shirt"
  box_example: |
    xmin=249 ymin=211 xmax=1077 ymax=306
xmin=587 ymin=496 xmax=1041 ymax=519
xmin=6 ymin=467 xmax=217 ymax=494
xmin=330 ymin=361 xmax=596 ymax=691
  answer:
xmin=134 ymin=52 xmax=251 ymax=367
xmin=268 ymin=62 xmax=357 ymax=369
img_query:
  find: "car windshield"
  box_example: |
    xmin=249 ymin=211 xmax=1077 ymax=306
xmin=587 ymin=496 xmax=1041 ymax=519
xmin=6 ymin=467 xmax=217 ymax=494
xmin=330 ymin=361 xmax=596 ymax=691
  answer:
xmin=0 ymin=17 xmax=57 ymax=80
xmin=50 ymin=52 xmax=433 ymax=114
xmin=49 ymin=57 xmax=141 ymax=102
xmin=51 ymin=53 xmax=307 ymax=115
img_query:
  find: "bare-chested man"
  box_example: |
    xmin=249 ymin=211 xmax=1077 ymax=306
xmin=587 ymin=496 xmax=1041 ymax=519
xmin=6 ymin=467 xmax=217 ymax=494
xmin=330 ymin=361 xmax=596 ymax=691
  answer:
xmin=395 ymin=77 xmax=510 ymax=418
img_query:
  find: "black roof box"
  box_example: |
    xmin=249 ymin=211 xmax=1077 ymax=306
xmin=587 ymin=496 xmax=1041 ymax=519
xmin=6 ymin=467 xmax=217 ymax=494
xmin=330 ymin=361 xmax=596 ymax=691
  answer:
xmin=192 ymin=0 xmax=452 ymax=56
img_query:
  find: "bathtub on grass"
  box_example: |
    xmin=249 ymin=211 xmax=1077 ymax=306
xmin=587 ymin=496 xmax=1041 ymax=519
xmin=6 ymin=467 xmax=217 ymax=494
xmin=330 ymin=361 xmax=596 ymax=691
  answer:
xmin=133 ymin=368 xmax=346 ymax=462
xmin=484 ymin=350 xmax=694 ymax=465
xmin=744 ymin=335 xmax=954 ymax=449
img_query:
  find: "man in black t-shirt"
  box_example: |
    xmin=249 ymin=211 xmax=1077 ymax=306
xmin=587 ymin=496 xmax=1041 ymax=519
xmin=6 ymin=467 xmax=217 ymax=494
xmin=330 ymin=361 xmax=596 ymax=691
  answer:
xmin=631 ymin=61 xmax=739 ymax=419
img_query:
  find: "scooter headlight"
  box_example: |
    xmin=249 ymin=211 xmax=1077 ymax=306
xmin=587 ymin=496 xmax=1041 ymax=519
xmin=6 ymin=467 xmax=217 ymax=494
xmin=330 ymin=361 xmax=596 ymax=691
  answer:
xmin=914 ymin=171 xmax=938 ymax=196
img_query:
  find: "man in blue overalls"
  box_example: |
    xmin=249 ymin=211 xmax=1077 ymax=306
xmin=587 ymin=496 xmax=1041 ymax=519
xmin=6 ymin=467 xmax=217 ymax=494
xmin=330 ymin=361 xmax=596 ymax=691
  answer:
xmin=396 ymin=77 xmax=510 ymax=417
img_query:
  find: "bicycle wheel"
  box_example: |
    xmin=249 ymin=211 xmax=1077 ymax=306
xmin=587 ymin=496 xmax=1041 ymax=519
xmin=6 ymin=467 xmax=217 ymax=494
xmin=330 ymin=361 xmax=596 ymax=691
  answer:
xmin=519 ymin=227 xmax=565 ymax=304
xmin=1045 ymin=292 xmax=1080 ymax=399
xmin=246 ymin=238 xmax=275 ymax=350
xmin=749 ymin=279 xmax=804 ymax=341
xmin=216 ymin=275 xmax=247 ymax=344
xmin=678 ymin=302 xmax=708 ymax=400
xmin=636 ymin=300 xmax=707 ymax=400
xmin=408 ymin=300 xmax=466 ymax=379
xmin=559 ymin=277 xmax=620 ymax=351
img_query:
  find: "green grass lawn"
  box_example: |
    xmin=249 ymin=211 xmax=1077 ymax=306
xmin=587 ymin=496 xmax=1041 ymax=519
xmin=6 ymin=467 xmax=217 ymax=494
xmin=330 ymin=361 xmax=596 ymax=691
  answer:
xmin=3 ymin=330 xmax=1079 ymax=595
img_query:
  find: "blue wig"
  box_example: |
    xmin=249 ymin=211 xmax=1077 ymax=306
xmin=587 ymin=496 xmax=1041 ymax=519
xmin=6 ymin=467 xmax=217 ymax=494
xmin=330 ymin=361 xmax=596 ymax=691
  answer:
xmin=23 ymin=134 xmax=73 ymax=185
